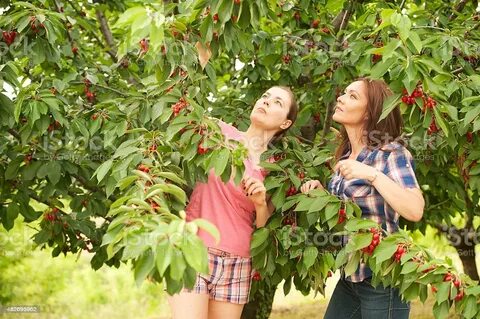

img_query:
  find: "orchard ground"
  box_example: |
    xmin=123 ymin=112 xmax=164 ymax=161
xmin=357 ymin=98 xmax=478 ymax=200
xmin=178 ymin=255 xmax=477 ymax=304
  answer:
xmin=0 ymin=218 xmax=467 ymax=318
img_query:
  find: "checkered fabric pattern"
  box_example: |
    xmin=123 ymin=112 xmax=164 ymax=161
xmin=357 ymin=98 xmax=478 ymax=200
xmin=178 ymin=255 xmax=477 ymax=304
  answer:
xmin=183 ymin=247 xmax=252 ymax=304
xmin=328 ymin=142 xmax=420 ymax=282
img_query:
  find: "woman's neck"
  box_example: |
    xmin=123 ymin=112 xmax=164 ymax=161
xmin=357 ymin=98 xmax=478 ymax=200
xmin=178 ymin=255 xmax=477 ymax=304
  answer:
xmin=345 ymin=125 xmax=366 ymax=158
xmin=243 ymin=125 xmax=276 ymax=157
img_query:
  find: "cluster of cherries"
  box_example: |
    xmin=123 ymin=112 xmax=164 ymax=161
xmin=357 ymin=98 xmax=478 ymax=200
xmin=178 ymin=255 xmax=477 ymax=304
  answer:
xmin=83 ymin=79 xmax=95 ymax=103
xmin=361 ymin=227 xmax=381 ymax=255
xmin=2 ymin=30 xmax=17 ymax=45
xmin=172 ymin=97 xmax=188 ymax=117
xmin=44 ymin=207 xmax=59 ymax=222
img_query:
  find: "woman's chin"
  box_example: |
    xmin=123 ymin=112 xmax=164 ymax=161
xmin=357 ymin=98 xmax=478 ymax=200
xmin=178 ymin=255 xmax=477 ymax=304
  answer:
xmin=250 ymin=115 xmax=267 ymax=125
xmin=332 ymin=113 xmax=343 ymax=124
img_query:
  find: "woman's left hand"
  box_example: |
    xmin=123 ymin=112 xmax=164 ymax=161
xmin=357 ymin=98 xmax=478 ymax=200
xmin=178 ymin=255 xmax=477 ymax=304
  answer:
xmin=335 ymin=159 xmax=377 ymax=181
xmin=242 ymin=176 xmax=267 ymax=207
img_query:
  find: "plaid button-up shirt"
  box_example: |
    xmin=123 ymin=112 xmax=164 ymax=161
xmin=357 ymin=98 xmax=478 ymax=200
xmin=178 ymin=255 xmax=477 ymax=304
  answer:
xmin=328 ymin=142 xmax=420 ymax=282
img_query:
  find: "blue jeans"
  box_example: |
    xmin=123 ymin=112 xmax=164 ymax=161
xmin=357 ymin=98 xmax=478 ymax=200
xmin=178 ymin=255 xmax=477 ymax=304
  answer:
xmin=324 ymin=277 xmax=410 ymax=319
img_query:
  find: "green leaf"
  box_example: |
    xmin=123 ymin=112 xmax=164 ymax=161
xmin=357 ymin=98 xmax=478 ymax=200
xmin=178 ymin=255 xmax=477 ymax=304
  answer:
xmin=134 ymin=250 xmax=155 ymax=286
xmin=436 ymin=282 xmax=451 ymax=304
xmin=213 ymin=148 xmax=230 ymax=177
xmin=324 ymin=202 xmax=341 ymax=220
xmin=182 ymin=234 xmax=209 ymax=274
xmin=408 ymin=32 xmax=423 ymax=54
xmin=308 ymin=196 xmax=330 ymax=214
xmin=432 ymin=301 xmax=449 ymax=319
xmin=378 ymin=94 xmax=402 ymax=123
xmin=463 ymin=295 xmax=477 ymax=319
xmin=344 ymin=219 xmax=379 ymax=232
xmin=47 ymin=161 xmax=62 ymax=185
xmin=350 ymin=233 xmax=373 ymax=251
xmin=156 ymin=241 xmax=172 ymax=276
xmin=169 ymin=249 xmax=187 ymax=281
xmin=302 ymin=246 xmax=318 ymax=269
xmin=373 ymin=242 xmax=397 ymax=264
xmin=5 ymin=203 xmax=20 ymax=231
xmin=194 ymin=219 xmax=220 ymax=244
xmin=400 ymin=261 xmax=418 ymax=274
xmin=156 ymin=172 xmax=187 ymax=186
xmin=95 ymin=159 xmax=113 ymax=183
xmin=251 ymin=227 xmax=269 ymax=250
xmin=417 ymin=57 xmax=449 ymax=76
xmin=344 ymin=251 xmax=361 ymax=277
xmin=433 ymin=107 xmax=450 ymax=137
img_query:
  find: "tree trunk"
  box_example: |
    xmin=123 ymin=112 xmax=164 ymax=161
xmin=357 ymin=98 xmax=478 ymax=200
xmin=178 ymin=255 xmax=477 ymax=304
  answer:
xmin=241 ymin=284 xmax=277 ymax=319
xmin=454 ymin=233 xmax=479 ymax=281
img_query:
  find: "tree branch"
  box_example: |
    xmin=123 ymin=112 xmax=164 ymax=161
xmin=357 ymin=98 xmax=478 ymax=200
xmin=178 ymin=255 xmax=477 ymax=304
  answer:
xmin=65 ymin=0 xmax=118 ymax=62
xmin=95 ymin=8 xmax=118 ymax=59
xmin=449 ymin=0 xmax=469 ymax=20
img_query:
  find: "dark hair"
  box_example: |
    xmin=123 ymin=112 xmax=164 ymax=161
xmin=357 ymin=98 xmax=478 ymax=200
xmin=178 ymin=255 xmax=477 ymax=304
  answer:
xmin=270 ymin=86 xmax=299 ymax=143
xmin=334 ymin=77 xmax=403 ymax=161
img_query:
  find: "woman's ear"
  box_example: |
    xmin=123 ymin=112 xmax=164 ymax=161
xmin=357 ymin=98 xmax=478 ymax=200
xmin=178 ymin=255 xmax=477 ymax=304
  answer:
xmin=280 ymin=120 xmax=292 ymax=130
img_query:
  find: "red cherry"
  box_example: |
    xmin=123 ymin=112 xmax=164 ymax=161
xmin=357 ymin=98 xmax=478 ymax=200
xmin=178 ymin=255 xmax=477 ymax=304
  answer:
xmin=282 ymin=54 xmax=292 ymax=64
xmin=321 ymin=27 xmax=330 ymax=34
xmin=213 ymin=13 xmax=219 ymax=22
xmin=252 ymin=271 xmax=261 ymax=281
xmin=311 ymin=19 xmax=320 ymax=28
xmin=372 ymin=54 xmax=382 ymax=63
xmin=298 ymin=172 xmax=305 ymax=180
xmin=234 ymin=0 xmax=241 ymax=4
xmin=466 ymin=132 xmax=473 ymax=143
xmin=86 ymin=91 xmax=95 ymax=103
xmin=427 ymin=120 xmax=439 ymax=135
xmin=401 ymin=96 xmax=409 ymax=103
xmin=138 ymin=164 xmax=150 ymax=173
xmin=139 ymin=38 xmax=148 ymax=54
xmin=431 ymin=285 xmax=437 ymax=293
xmin=197 ymin=143 xmax=209 ymax=155
xmin=72 ymin=46 xmax=78 ymax=55
xmin=443 ymin=273 xmax=452 ymax=282
xmin=455 ymin=290 xmax=464 ymax=301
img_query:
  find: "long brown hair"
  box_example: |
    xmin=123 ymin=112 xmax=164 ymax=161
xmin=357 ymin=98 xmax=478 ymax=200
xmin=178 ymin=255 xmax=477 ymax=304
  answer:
xmin=270 ymin=86 xmax=299 ymax=143
xmin=334 ymin=78 xmax=403 ymax=161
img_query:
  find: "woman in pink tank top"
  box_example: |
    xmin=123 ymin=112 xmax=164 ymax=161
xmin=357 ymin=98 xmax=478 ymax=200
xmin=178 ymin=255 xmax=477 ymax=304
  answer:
xmin=169 ymin=86 xmax=298 ymax=319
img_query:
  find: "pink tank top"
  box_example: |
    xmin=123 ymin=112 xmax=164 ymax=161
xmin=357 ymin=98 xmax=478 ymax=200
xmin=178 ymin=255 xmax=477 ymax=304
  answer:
xmin=185 ymin=121 xmax=266 ymax=257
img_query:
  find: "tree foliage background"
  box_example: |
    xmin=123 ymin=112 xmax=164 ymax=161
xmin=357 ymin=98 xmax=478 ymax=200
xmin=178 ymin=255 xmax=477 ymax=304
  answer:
xmin=1 ymin=0 xmax=480 ymax=318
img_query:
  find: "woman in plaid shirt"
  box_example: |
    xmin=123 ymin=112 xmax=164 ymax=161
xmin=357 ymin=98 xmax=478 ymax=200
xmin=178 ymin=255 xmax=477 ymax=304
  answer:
xmin=301 ymin=78 xmax=425 ymax=318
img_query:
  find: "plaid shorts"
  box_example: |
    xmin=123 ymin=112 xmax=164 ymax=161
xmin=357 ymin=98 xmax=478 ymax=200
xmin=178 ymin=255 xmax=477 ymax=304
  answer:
xmin=183 ymin=247 xmax=253 ymax=304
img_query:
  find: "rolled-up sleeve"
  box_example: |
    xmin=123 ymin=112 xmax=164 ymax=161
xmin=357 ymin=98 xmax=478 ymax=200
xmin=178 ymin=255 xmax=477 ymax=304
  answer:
xmin=385 ymin=147 xmax=419 ymax=189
